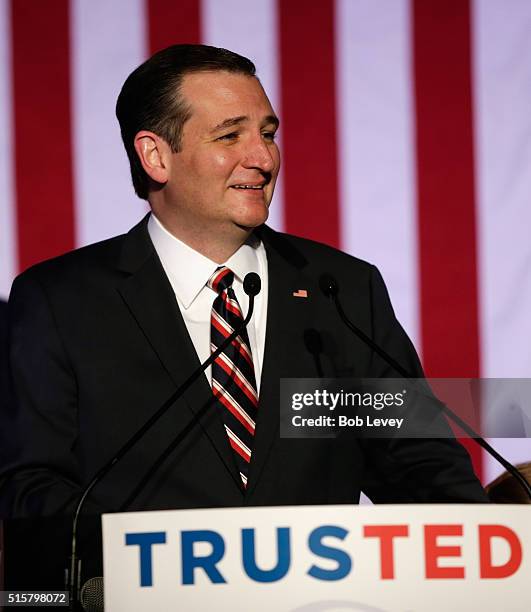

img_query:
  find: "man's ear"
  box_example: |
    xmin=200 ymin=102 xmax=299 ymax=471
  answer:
xmin=133 ymin=130 xmax=170 ymax=185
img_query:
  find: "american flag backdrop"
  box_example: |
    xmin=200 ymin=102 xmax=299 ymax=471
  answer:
xmin=0 ymin=0 xmax=530 ymax=485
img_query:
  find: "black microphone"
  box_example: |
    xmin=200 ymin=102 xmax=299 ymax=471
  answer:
xmin=79 ymin=577 xmax=103 ymax=612
xmin=243 ymin=271 xmax=261 ymax=297
xmin=319 ymin=272 xmax=531 ymax=500
xmin=67 ymin=273 xmax=262 ymax=610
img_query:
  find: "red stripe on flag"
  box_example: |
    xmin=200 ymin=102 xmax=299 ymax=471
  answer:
xmin=147 ymin=0 xmax=201 ymax=54
xmin=412 ymin=0 xmax=482 ymax=476
xmin=278 ymin=0 xmax=340 ymax=247
xmin=10 ymin=0 xmax=75 ymax=272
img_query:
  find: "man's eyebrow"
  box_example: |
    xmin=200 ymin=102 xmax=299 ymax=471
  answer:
xmin=211 ymin=114 xmax=280 ymax=132
xmin=211 ymin=116 xmax=248 ymax=132
xmin=264 ymin=115 xmax=280 ymax=129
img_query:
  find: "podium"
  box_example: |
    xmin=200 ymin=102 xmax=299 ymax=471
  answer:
xmin=102 ymin=504 xmax=530 ymax=611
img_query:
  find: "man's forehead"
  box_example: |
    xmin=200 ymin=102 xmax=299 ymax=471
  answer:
xmin=181 ymin=68 xmax=259 ymax=90
xmin=181 ymin=70 xmax=276 ymax=119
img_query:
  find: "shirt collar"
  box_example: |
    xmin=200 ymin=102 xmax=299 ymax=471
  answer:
xmin=148 ymin=213 xmax=261 ymax=309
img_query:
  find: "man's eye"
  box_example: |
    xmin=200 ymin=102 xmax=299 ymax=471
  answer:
xmin=262 ymin=131 xmax=277 ymax=141
xmin=218 ymin=132 xmax=239 ymax=141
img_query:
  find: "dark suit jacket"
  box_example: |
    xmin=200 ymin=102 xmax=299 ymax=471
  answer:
xmin=1 ymin=215 xmax=486 ymax=520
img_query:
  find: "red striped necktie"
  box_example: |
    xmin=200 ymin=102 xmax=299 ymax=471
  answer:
xmin=208 ymin=266 xmax=258 ymax=489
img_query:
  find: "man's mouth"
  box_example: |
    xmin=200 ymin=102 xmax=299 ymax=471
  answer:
xmin=230 ymin=184 xmax=265 ymax=190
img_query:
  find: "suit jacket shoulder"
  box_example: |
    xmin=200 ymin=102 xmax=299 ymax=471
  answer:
xmin=258 ymin=225 xmax=375 ymax=276
xmin=12 ymin=225 xmax=140 ymax=291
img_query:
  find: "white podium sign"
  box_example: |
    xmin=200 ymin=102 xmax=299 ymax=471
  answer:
xmin=103 ymin=504 xmax=530 ymax=611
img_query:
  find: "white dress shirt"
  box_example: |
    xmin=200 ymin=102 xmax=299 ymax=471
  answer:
xmin=148 ymin=213 xmax=268 ymax=392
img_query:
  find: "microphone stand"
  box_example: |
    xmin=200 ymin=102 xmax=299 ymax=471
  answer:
xmin=319 ymin=273 xmax=531 ymax=501
xmin=67 ymin=273 xmax=261 ymax=610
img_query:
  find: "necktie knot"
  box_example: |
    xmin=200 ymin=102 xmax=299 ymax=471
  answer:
xmin=208 ymin=266 xmax=234 ymax=294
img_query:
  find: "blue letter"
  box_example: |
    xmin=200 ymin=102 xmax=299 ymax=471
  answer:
xmin=125 ymin=531 xmax=166 ymax=587
xmin=308 ymin=525 xmax=351 ymax=580
xmin=181 ymin=530 xmax=226 ymax=585
xmin=242 ymin=528 xmax=291 ymax=582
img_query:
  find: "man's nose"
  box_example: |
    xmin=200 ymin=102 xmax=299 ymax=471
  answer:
xmin=242 ymin=137 xmax=276 ymax=172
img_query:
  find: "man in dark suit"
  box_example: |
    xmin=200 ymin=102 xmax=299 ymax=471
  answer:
xmin=0 ymin=44 xmax=486 ymax=587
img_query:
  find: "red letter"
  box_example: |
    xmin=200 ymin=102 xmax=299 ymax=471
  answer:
xmin=424 ymin=525 xmax=465 ymax=579
xmin=363 ymin=525 xmax=409 ymax=579
xmin=479 ymin=525 xmax=522 ymax=579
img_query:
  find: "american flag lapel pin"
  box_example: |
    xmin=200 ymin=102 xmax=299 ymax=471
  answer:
xmin=292 ymin=289 xmax=308 ymax=298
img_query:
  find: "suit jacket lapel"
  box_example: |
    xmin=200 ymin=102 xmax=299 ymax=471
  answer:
xmin=116 ymin=216 xmax=243 ymax=490
xmin=246 ymin=226 xmax=316 ymax=496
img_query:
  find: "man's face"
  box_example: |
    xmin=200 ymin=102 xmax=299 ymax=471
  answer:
xmin=161 ymin=70 xmax=280 ymax=237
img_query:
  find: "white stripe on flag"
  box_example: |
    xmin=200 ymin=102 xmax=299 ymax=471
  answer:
xmin=201 ymin=0 xmax=284 ymax=231
xmin=473 ymin=0 xmax=531 ymax=379
xmin=71 ymin=0 xmax=148 ymax=248
xmin=472 ymin=0 xmax=531 ymax=481
xmin=0 ymin=0 xmax=16 ymax=297
xmin=335 ymin=0 xmax=420 ymax=348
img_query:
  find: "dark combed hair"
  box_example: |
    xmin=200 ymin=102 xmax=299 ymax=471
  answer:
xmin=116 ymin=44 xmax=256 ymax=200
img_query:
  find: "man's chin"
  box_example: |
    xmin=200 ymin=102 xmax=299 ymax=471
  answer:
xmin=233 ymin=208 xmax=269 ymax=231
